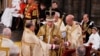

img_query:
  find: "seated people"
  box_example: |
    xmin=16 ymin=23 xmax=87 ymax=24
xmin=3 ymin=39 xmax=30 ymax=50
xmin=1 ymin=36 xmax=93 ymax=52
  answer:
xmin=84 ymin=27 xmax=100 ymax=56
xmin=76 ymin=45 xmax=86 ymax=56
xmin=84 ymin=27 xmax=100 ymax=50
xmin=1 ymin=28 xmax=19 ymax=56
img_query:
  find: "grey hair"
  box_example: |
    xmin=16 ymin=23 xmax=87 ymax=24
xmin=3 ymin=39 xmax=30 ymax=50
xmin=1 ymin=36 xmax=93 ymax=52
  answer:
xmin=76 ymin=45 xmax=86 ymax=56
xmin=55 ymin=12 xmax=60 ymax=17
xmin=2 ymin=28 xmax=11 ymax=36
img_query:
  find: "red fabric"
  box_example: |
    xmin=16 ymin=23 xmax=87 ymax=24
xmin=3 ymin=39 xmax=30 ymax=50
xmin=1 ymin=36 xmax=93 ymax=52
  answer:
xmin=62 ymin=45 xmax=92 ymax=56
xmin=25 ymin=3 xmax=38 ymax=13
xmin=62 ymin=48 xmax=75 ymax=56
xmin=19 ymin=2 xmax=26 ymax=14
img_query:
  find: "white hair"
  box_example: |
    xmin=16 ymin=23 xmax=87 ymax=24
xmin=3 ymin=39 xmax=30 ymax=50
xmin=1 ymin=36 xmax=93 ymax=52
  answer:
xmin=76 ymin=45 xmax=86 ymax=56
xmin=3 ymin=28 xmax=11 ymax=36
xmin=55 ymin=12 xmax=60 ymax=17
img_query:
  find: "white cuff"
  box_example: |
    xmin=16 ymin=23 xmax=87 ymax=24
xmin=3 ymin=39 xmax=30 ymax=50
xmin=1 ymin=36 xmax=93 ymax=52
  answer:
xmin=52 ymin=44 xmax=56 ymax=49
xmin=39 ymin=36 xmax=43 ymax=41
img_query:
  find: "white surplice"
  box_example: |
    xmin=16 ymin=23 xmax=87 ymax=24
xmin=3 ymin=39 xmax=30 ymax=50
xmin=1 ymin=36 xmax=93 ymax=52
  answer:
xmin=0 ymin=38 xmax=19 ymax=55
xmin=84 ymin=32 xmax=100 ymax=50
xmin=1 ymin=0 xmax=20 ymax=27
xmin=21 ymin=28 xmax=54 ymax=56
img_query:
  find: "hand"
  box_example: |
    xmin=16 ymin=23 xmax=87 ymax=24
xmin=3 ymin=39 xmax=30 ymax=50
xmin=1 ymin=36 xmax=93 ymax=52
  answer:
xmin=54 ymin=37 xmax=59 ymax=42
xmin=55 ymin=45 xmax=60 ymax=49
xmin=63 ymin=41 xmax=70 ymax=47
xmin=89 ymin=43 xmax=93 ymax=46
xmin=20 ymin=14 xmax=24 ymax=18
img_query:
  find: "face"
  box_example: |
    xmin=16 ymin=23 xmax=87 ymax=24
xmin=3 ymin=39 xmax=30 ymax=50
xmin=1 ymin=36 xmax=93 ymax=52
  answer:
xmin=52 ymin=3 xmax=58 ymax=9
xmin=92 ymin=29 xmax=97 ymax=34
xmin=7 ymin=32 xmax=12 ymax=39
xmin=47 ymin=21 xmax=53 ymax=27
xmin=66 ymin=16 xmax=73 ymax=26
xmin=40 ymin=4 xmax=45 ymax=10
xmin=83 ymin=15 xmax=89 ymax=22
xmin=30 ymin=25 xmax=35 ymax=31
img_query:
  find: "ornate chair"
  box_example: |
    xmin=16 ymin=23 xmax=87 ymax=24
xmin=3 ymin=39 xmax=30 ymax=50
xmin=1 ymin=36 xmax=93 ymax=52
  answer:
xmin=0 ymin=47 xmax=10 ymax=56
xmin=0 ymin=35 xmax=10 ymax=56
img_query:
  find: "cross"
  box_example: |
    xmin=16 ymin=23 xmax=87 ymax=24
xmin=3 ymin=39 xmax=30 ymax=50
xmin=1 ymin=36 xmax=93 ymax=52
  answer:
xmin=45 ymin=7 xmax=55 ymax=17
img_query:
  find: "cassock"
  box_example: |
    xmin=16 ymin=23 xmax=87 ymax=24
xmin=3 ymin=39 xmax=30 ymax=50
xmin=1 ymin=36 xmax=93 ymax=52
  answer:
xmin=1 ymin=37 xmax=19 ymax=56
xmin=21 ymin=28 xmax=54 ymax=56
xmin=80 ymin=20 xmax=94 ymax=42
xmin=84 ymin=32 xmax=100 ymax=50
xmin=65 ymin=21 xmax=83 ymax=49
xmin=37 ymin=24 xmax=61 ymax=56
xmin=1 ymin=0 xmax=20 ymax=27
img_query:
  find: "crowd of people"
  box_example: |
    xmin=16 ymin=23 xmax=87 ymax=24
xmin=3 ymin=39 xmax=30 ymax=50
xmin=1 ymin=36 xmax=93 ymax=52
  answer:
xmin=0 ymin=0 xmax=100 ymax=56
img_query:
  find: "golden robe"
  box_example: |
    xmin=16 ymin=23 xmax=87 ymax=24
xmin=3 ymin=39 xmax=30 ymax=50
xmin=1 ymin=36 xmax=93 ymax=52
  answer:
xmin=21 ymin=28 xmax=51 ymax=56
xmin=37 ymin=24 xmax=61 ymax=44
xmin=37 ymin=24 xmax=61 ymax=56
xmin=66 ymin=21 xmax=83 ymax=49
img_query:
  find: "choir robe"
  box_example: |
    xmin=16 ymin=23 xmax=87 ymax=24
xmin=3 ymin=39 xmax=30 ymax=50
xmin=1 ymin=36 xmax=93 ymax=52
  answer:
xmin=1 ymin=0 xmax=21 ymax=27
xmin=65 ymin=21 xmax=83 ymax=49
xmin=21 ymin=28 xmax=53 ymax=56
xmin=84 ymin=32 xmax=100 ymax=50
xmin=1 ymin=37 xmax=19 ymax=56
xmin=37 ymin=24 xmax=61 ymax=56
xmin=54 ymin=18 xmax=65 ymax=32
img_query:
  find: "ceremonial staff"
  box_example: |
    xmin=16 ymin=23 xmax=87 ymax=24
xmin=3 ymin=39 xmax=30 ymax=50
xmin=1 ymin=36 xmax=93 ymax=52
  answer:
xmin=58 ymin=12 xmax=66 ymax=56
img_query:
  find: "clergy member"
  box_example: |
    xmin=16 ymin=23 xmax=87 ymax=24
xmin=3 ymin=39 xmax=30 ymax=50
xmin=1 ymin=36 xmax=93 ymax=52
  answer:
xmin=21 ymin=21 xmax=59 ymax=56
xmin=54 ymin=12 xmax=65 ymax=32
xmin=65 ymin=14 xmax=83 ymax=49
xmin=1 ymin=28 xmax=19 ymax=56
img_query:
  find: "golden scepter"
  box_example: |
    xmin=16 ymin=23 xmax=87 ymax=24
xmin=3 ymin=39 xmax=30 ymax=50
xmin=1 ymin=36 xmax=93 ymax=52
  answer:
xmin=58 ymin=12 xmax=66 ymax=56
